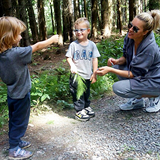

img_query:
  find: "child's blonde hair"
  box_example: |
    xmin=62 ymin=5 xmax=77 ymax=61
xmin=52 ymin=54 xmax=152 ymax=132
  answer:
xmin=0 ymin=16 xmax=26 ymax=53
xmin=74 ymin=17 xmax=90 ymax=28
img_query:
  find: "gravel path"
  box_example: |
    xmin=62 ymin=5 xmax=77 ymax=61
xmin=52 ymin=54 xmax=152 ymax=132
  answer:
xmin=0 ymin=95 xmax=160 ymax=160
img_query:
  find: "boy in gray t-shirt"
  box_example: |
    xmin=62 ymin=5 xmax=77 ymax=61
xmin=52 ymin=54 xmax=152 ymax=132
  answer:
xmin=66 ymin=17 xmax=100 ymax=121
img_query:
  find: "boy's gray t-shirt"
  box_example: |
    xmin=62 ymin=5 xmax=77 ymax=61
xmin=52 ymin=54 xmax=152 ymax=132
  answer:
xmin=66 ymin=40 xmax=100 ymax=79
xmin=0 ymin=46 xmax=32 ymax=99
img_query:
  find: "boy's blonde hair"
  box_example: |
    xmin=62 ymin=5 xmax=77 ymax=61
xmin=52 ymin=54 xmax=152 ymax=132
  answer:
xmin=0 ymin=16 xmax=26 ymax=53
xmin=74 ymin=17 xmax=90 ymax=28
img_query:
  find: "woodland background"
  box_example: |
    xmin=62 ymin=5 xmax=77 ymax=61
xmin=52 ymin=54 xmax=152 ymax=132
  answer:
xmin=0 ymin=0 xmax=160 ymax=47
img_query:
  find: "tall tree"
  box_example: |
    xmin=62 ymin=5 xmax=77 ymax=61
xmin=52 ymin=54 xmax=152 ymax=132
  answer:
xmin=0 ymin=0 xmax=4 ymax=16
xmin=18 ymin=0 xmax=30 ymax=46
xmin=37 ymin=0 xmax=47 ymax=40
xmin=27 ymin=0 xmax=39 ymax=43
xmin=54 ymin=0 xmax=63 ymax=45
xmin=101 ymin=0 xmax=112 ymax=38
xmin=129 ymin=0 xmax=134 ymax=22
xmin=91 ymin=0 xmax=98 ymax=38
xmin=122 ymin=0 xmax=128 ymax=25
xmin=74 ymin=0 xmax=80 ymax=21
xmin=84 ymin=0 xmax=88 ymax=18
xmin=117 ymin=0 xmax=122 ymax=34
xmin=148 ymin=0 xmax=160 ymax=10
xmin=49 ymin=0 xmax=55 ymax=33
xmin=63 ymin=0 xmax=69 ymax=42
xmin=1 ymin=0 xmax=12 ymax=16
xmin=12 ymin=0 xmax=19 ymax=17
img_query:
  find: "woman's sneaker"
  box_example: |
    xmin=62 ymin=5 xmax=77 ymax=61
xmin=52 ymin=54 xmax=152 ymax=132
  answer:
xmin=19 ymin=141 xmax=31 ymax=149
xmin=119 ymin=98 xmax=144 ymax=110
xmin=75 ymin=109 xmax=90 ymax=121
xmin=146 ymin=96 xmax=160 ymax=112
xmin=9 ymin=147 xmax=33 ymax=160
xmin=84 ymin=107 xmax=95 ymax=117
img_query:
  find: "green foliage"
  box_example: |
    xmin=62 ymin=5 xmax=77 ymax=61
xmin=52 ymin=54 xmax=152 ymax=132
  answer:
xmin=31 ymin=67 xmax=71 ymax=110
xmin=155 ymin=32 xmax=160 ymax=46
xmin=97 ymin=36 xmax=124 ymax=67
xmin=97 ymin=36 xmax=124 ymax=82
xmin=0 ymin=82 xmax=8 ymax=128
xmin=74 ymin=74 xmax=87 ymax=100
xmin=91 ymin=74 xmax=114 ymax=98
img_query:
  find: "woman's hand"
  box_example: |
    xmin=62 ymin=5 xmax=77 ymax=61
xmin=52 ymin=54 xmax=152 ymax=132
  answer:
xmin=96 ymin=66 xmax=111 ymax=76
xmin=107 ymin=58 xmax=120 ymax=66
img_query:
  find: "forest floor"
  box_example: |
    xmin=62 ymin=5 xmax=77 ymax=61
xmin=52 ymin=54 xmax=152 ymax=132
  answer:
xmin=0 ymin=42 xmax=160 ymax=160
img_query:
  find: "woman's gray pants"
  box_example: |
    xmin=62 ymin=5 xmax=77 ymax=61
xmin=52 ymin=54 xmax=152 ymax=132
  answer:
xmin=112 ymin=65 xmax=160 ymax=98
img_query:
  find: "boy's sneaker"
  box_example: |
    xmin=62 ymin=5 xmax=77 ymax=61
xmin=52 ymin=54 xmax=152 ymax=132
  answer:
xmin=19 ymin=141 xmax=31 ymax=149
xmin=84 ymin=107 xmax=95 ymax=117
xmin=146 ymin=96 xmax=160 ymax=112
xmin=119 ymin=98 xmax=144 ymax=110
xmin=75 ymin=109 xmax=90 ymax=121
xmin=9 ymin=147 xmax=33 ymax=160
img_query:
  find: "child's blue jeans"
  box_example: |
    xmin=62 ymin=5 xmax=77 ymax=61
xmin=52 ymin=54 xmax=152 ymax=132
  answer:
xmin=7 ymin=92 xmax=30 ymax=149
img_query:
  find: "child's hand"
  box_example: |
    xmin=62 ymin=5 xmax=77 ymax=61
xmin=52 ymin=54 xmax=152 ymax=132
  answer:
xmin=50 ymin=34 xmax=59 ymax=43
xmin=70 ymin=64 xmax=78 ymax=73
xmin=90 ymin=73 xmax=97 ymax=84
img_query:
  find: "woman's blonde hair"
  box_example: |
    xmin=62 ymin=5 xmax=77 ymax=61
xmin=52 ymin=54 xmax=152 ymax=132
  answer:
xmin=74 ymin=17 xmax=90 ymax=28
xmin=0 ymin=16 xmax=26 ymax=53
xmin=136 ymin=10 xmax=160 ymax=32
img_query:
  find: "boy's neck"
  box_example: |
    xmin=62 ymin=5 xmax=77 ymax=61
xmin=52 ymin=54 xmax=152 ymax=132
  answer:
xmin=77 ymin=39 xmax=89 ymax=46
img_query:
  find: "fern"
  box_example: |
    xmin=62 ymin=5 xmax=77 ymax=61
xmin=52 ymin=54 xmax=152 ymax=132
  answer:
xmin=74 ymin=73 xmax=87 ymax=100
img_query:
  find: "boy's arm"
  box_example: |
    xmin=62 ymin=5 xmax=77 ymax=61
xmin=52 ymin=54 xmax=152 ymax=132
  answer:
xmin=90 ymin=57 xmax=98 ymax=84
xmin=66 ymin=57 xmax=77 ymax=73
xmin=31 ymin=35 xmax=59 ymax=53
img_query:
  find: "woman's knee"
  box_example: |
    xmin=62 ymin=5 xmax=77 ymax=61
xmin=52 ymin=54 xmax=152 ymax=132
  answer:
xmin=112 ymin=80 xmax=131 ymax=97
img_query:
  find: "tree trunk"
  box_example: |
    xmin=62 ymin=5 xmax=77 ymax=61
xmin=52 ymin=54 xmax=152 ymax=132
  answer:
xmin=54 ymin=0 xmax=63 ymax=46
xmin=12 ymin=0 xmax=19 ymax=17
xmin=63 ymin=0 xmax=69 ymax=42
xmin=50 ymin=1 xmax=55 ymax=34
xmin=84 ymin=0 xmax=88 ymax=18
xmin=27 ymin=0 xmax=39 ymax=43
xmin=129 ymin=0 xmax=134 ymax=22
xmin=37 ymin=0 xmax=47 ymax=40
xmin=74 ymin=0 xmax=79 ymax=21
xmin=1 ymin=0 xmax=12 ymax=16
xmin=101 ymin=0 xmax=112 ymax=38
xmin=18 ymin=0 xmax=30 ymax=46
xmin=91 ymin=0 xmax=98 ymax=38
xmin=68 ymin=0 xmax=74 ymax=42
xmin=117 ymin=0 xmax=122 ymax=35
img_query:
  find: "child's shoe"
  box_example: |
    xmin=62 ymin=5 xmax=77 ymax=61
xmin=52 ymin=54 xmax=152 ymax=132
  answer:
xmin=75 ymin=109 xmax=90 ymax=121
xmin=146 ymin=96 xmax=160 ymax=112
xmin=9 ymin=147 xmax=33 ymax=160
xmin=19 ymin=141 xmax=31 ymax=149
xmin=84 ymin=107 xmax=95 ymax=117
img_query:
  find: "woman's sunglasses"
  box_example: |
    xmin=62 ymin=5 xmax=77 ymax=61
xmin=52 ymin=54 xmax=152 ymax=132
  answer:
xmin=128 ymin=22 xmax=139 ymax=33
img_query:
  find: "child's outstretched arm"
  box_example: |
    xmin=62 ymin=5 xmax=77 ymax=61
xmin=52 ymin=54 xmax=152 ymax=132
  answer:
xmin=90 ymin=57 xmax=98 ymax=84
xmin=31 ymin=35 xmax=59 ymax=53
xmin=66 ymin=57 xmax=78 ymax=73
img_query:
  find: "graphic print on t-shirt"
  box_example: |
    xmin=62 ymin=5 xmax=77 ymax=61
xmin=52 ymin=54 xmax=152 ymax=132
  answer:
xmin=73 ymin=49 xmax=93 ymax=61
